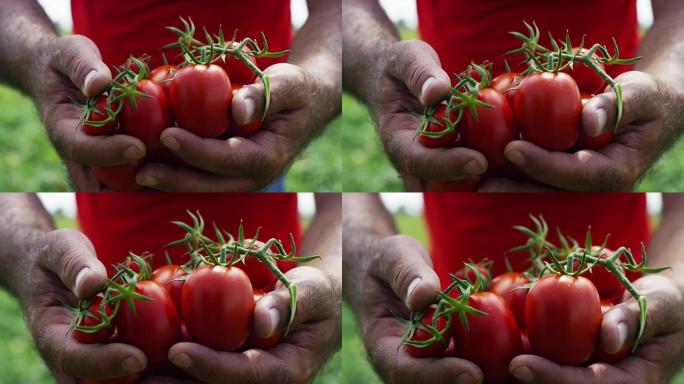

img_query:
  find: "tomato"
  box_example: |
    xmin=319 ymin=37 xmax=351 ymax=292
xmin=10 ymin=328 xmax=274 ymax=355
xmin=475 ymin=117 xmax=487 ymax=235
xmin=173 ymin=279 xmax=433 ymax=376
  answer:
xmin=579 ymin=248 xmax=625 ymax=302
xmin=217 ymin=43 xmax=258 ymax=85
xmin=526 ymin=274 xmax=601 ymax=365
xmin=490 ymin=272 xmax=529 ymax=328
xmin=460 ymin=88 xmax=517 ymax=170
xmin=453 ymin=262 xmax=491 ymax=285
xmin=82 ymin=95 xmax=118 ymax=136
xmin=91 ymin=162 xmax=142 ymax=192
xmin=234 ymin=239 xmax=277 ymax=290
xmin=521 ymin=329 xmax=532 ymax=354
xmin=149 ymin=65 xmax=178 ymax=99
xmin=562 ymin=48 xmax=606 ymax=94
xmin=72 ymin=296 xmax=113 ymax=344
xmin=576 ymin=93 xmax=613 ymax=150
xmin=419 ymin=104 xmax=457 ymax=148
xmin=170 ymin=64 xmax=232 ymax=138
xmin=116 ymin=281 xmax=181 ymax=367
xmin=592 ymin=300 xmax=629 ymax=363
xmin=404 ymin=307 xmax=450 ymax=358
xmin=492 ymin=72 xmax=522 ymax=108
xmin=182 ymin=265 xmax=254 ymax=351
xmin=453 ymin=292 xmax=521 ymax=380
xmin=119 ymin=79 xmax=171 ymax=152
xmin=245 ymin=289 xmax=283 ymax=350
xmin=515 ymin=72 xmax=582 ymax=151
xmin=151 ymin=265 xmax=187 ymax=312
xmin=428 ymin=177 xmax=481 ymax=192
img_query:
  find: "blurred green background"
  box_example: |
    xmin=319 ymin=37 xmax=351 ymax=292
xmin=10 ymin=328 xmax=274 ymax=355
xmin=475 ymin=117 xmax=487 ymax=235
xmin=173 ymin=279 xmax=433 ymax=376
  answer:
xmin=0 ymin=210 xmax=340 ymax=384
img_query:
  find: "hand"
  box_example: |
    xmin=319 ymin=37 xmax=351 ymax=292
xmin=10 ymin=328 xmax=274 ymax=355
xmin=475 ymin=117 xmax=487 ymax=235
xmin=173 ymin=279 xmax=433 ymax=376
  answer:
xmin=134 ymin=63 xmax=337 ymax=192
xmin=501 ymin=71 xmax=684 ymax=191
xmin=22 ymin=228 xmax=147 ymax=382
xmin=34 ymin=35 xmax=146 ymax=190
xmin=353 ymin=234 xmax=482 ymax=384
xmin=510 ymin=275 xmax=684 ymax=383
xmin=369 ymin=40 xmax=488 ymax=191
xmin=166 ymin=265 xmax=340 ymax=383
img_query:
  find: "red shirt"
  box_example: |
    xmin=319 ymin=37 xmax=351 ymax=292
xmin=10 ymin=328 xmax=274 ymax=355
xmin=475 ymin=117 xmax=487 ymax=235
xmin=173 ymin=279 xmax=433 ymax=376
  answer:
xmin=76 ymin=193 xmax=301 ymax=275
xmin=417 ymin=0 xmax=639 ymax=77
xmin=424 ymin=194 xmax=649 ymax=288
xmin=71 ymin=0 xmax=291 ymax=70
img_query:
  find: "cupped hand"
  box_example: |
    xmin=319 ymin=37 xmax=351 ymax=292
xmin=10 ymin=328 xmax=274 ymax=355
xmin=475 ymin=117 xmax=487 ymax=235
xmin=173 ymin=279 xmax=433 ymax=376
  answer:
xmin=166 ymin=265 xmax=340 ymax=383
xmin=510 ymin=275 xmax=684 ymax=383
xmin=23 ymin=229 xmax=147 ymax=382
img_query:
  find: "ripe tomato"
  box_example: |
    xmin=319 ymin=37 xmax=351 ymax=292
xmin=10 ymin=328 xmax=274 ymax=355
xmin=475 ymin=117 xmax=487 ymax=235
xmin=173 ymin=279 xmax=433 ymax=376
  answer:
xmin=453 ymin=262 xmax=491 ymax=285
xmin=119 ymin=79 xmax=171 ymax=152
xmin=217 ymin=43 xmax=258 ymax=85
xmin=579 ymin=248 xmax=625 ymax=302
xmin=419 ymin=104 xmax=457 ymax=148
xmin=489 ymin=272 xmax=529 ymax=328
xmin=91 ymin=162 xmax=142 ymax=192
xmin=171 ymin=64 xmax=232 ymax=138
xmin=526 ymin=274 xmax=601 ymax=365
xmin=491 ymin=72 xmax=522 ymax=108
xmin=592 ymin=300 xmax=629 ymax=363
xmin=562 ymin=48 xmax=606 ymax=94
xmin=460 ymin=88 xmax=517 ymax=170
xmin=404 ymin=307 xmax=450 ymax=358
xmin=234 ymin=239 xmax=277 ymax=290
xmin=82 ymin=96 xmax=118 ymax=136
xmin=182 ymin=265 xmax=254 ymax=351
xmin=245 ymin=289 xmax=283 ymax=350
xmin=452 ymin=292 xmax=521 ymax=380
xmin=72 ymin=296 xmax=113 ymax=344
xmin=116 ymin=280 xmax=181 ymax=367
xmin=151 ymin=265 xmax=187 ymax=312
xmin=515 ymin=72 xmax=582 ymax=151
xmin=149 ymin=65 xmax=178 ymax=99
xmin=521 ymin=329 xmax=532 ymax=354
xmin=576 ymin=93 xmax=612 ymax=150
xmin=428 ymin=177 xmax=481 ymax=192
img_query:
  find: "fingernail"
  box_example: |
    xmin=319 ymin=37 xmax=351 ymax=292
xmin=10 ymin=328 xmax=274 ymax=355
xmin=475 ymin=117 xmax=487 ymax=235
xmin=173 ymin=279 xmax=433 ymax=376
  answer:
xmin=139 ymin=174 xmax=158 ymax=187
xmin=506 ymin=150 xmax=526 ymax=167
xmin=162 ymin=136 xmax=180 ymax=152
xmin=511 ymin=365 xmax=535 ymax=383
xmin=420 ymin=77 xmax=435 ymax=102
xmin=596 ymin=108 xmax=608 ymax=133
xmin=121 ymin=356 xmax=145 ymax=373
xmin=242 ymin=98 xmax=256 ymax=124
xmin=406 ymin=277 xmax=422 ymax=305
xmin=616 ymin=322 xmax=628 ymax=352
xmin=74 ymin=267 xmax=90 ymax=294
xmin=465 ymin=160 xmax=485 ymax=175
xmin=170 ymin=352 xmax=193 ymax=369
xmin=84 ymin=69 xmax=97 ymax=93
xmin=124 ymin=145 xmax=144 ymax=160
xmin=455 ymin=372 xmax=476 ymax=384
xmin=266 ymin=307 xmax=280 ymax=338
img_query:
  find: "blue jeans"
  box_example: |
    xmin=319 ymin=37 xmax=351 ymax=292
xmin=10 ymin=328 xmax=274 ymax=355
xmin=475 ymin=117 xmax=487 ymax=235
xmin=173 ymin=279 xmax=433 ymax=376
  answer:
xmin=262 ymin=175 xmax=285 ymax=192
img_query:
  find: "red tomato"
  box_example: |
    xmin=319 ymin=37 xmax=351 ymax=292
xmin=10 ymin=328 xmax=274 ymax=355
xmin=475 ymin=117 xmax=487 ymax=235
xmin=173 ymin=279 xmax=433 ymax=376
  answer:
xmin=171 ymin=64 xmax=232 ymax=138
xmin=521 ymin=329 xmax=532 ymax=354
xmin=151 ymin=265 xmax=187 ymax=312
xmin=491 ymin=72 xmax=522 ymax=108
xmin=576 ymin=93 xmax=613 ymax=150
xmin=216 ymin=43 xmax=258 ymax=85
xmin=245 ymin=289 xmax=284 ymax=350
xmin=182 ymin=265 xmax=254 ymax=351
xmin=526 ymin=274 xmax=601 ymax=365
xmin=562 ymin=48 xmax=606 ymax=94
xmin=579 ymin=248 xmax=625 ymax=302
xmin=428 ymin=177 xmax=481 ymax=192
xmin=460 ymin=88 xmax=517 ymax=170
xmin=404 ymin=307 xmax=450 ymax=358
xmin=515 ymin=72 xmax=582 ymax=151
xmin=453 ymin=292 xmax=521 ymax=380
xmin=91 ymin=162 xmax=142 ymax=192
xmin=119 ymin=79 xmax=171 ymax=152
xmin=453 ymin=262 xmax=491 ymax=285
xmin=116 ymin=281 xmax=181 ymax=367
xmin=232 ymin=118 xmax=263 ymax=137
xmin=489 ymin=272 xmax=529 ymax=328
xmin=82 ymin=95 xmax=118 ymax=136
xmin=419 ymin=104 xmax=457 ymax=148
xmin=149 ymin=65 xmax=177 ymax=99
xmin=234 ymin=239 xmax=277 ymax=290
xmin=592 ymin=300 xmax=629 ymax=363
xmin=72 ymin=296 xmax=113 ymax=344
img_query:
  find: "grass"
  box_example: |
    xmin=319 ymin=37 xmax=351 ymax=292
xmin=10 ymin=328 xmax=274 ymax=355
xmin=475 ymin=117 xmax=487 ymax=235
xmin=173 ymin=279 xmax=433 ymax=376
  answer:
xmin=0 ymin=84 xmax=341 ymax=192
xmin=0 ymin=212 xmax=340 ymax=383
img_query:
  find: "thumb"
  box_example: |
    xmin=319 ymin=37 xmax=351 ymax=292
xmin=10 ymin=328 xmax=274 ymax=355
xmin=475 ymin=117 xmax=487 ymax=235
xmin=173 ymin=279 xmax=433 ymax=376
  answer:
xmin=37 ymin=229 xmax=108 ymax=298
xmin=50 ymin=35 xmax=112 ymax=97
xmin=386 ymin=39 xmax=451 ymax=106
xmin=370 ymin=235 xmax=441 ymax=311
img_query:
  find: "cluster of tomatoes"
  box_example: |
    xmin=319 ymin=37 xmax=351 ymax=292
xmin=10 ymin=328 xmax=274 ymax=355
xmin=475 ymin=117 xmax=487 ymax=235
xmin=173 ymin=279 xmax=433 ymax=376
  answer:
xmin=80 ymin=18 xmax=285 ymax=191
xmin=402 ymin=216 xmax=666 ymax=381
xmin=71 ymin=212 xmax=315 ymax=383
xmin=421 ymin=23 xmax=640 ymax=191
